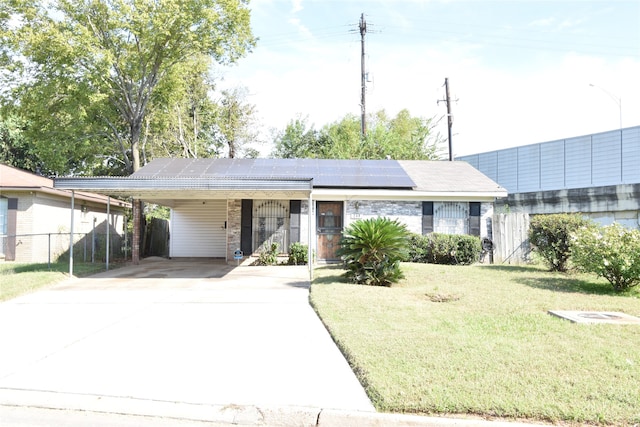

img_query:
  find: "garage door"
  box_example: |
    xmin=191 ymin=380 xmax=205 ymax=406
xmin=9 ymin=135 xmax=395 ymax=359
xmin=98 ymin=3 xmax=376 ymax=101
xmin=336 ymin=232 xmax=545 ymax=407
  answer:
xmin=170 ymin=200 xmax=226 ymax=257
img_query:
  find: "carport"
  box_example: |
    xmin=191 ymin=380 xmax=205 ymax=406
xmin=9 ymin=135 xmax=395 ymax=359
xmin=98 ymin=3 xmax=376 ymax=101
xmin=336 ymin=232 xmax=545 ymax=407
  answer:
xmin=54 ymin=167 xmax=315 ymax=276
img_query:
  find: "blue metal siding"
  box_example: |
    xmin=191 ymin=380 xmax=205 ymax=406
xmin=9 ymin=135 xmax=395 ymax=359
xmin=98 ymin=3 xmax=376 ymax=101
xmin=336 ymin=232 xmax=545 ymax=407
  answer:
xmin=458 ymin=126 xmax=640 ymax=192
xmin=478 ymin=152 xmax=498 ymax=183
xmin=622 ymin=127 xmax=640 ymax=183
xmin=464 ymin=154 xmax=479 ymax=169
xmin=497 ymin=148 xmax=518 ymax=192
xmin=516 ymin=144 xmax=540 ymax=192
xmin=540 ymin=140 xmax=565 ymax=190
xmin=592 ymin=131 xmax=621 ymax=186
xmin=564 ymin=136 xmax=592 ymax=188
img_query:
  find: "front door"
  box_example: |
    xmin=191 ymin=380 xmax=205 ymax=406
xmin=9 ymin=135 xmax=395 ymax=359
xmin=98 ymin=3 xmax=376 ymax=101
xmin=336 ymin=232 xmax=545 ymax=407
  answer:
xmin=317 ymin=201 xmax=343 ymax=261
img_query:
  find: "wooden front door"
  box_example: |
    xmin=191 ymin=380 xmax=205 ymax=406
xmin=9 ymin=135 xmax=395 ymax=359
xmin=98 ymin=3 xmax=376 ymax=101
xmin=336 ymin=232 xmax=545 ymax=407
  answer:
xmin=317 ymin=201 xmax=343 ymax=261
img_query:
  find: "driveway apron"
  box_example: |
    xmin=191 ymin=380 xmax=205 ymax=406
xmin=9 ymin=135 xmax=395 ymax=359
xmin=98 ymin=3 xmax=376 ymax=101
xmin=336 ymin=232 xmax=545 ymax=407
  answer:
xmin=0 ymin=259 xmax=374 ymax=415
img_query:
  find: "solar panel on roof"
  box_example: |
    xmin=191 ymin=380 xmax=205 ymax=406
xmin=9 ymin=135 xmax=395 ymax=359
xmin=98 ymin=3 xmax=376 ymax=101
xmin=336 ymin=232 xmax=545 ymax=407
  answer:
xmin=134 ymin=158 xmax=415 ymax=189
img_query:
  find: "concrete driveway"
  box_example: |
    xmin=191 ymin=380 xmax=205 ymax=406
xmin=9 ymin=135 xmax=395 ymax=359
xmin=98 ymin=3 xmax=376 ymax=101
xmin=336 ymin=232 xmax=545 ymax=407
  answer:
xmin=0 ymin=258 xmax=374 ymax=423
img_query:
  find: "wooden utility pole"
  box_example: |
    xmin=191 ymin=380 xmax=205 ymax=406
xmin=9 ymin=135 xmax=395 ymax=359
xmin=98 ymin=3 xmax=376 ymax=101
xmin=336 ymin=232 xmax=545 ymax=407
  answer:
xmin=444 ymin=78 xmax=453 ymax=161
xmin=359 ymin=13 xmax=367 ymax=137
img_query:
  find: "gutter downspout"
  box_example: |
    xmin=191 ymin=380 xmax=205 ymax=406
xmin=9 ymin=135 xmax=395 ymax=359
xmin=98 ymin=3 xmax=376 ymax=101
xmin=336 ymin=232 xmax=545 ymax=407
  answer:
xmin=308 ymin=187 xmax=313 ymax=280
xmin=69 ymin=190 xmax=74 ymax=277
xmin=106 ymin=196 xmax=110 ymax=271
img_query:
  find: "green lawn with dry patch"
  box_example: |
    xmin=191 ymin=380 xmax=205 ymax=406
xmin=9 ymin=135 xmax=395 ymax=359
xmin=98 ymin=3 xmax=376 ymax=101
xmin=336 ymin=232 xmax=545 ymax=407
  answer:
xmin=310 ymin=263 xmax=640 ymax=425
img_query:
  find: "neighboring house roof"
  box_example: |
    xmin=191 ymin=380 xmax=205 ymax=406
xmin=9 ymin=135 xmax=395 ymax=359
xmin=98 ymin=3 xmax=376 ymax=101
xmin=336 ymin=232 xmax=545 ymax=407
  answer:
xmin=53 ymin=158 xmax=507 ymax=204
xmin=0 ymin=163 xmax=131 ymax=208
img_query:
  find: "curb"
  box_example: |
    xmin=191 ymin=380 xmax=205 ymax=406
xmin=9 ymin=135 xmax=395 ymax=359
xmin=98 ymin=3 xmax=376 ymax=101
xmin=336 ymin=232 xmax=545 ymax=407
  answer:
xmin=0 ymin=389 xmax=545 ymax=427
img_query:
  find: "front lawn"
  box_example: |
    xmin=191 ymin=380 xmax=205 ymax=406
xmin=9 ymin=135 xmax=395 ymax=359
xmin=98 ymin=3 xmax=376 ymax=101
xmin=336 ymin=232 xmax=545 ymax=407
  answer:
xmin=310 ymin=263 xmax=640 ymax=425
xmin=0 ymin=262 xmax=122 ymax=301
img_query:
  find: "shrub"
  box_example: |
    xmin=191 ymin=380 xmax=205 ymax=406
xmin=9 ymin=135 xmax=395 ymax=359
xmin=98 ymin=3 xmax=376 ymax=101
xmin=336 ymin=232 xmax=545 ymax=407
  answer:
xmin=337 ymin=217 xmax=409 ymax=286
xmin=427 ymin=233 xmax=481 ymax=265
xmin=571 ymin=223 xmax=640 ymax=292
xmin=287 ymin=242 xmax=308 ymax=265
xmin=257 ymin=242 xmax=279 ymax=265
xmin=529 ymin=214 xmax=592 ymax=272
xmin=406 ymin=234 xmax=430 ymax=263
xmin=406 ymin=233 xmax=481 ymax=265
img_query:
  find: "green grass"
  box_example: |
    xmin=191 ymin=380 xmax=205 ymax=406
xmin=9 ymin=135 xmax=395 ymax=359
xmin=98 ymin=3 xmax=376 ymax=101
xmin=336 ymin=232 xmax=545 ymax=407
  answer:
xmin=310 ymin=263 xmax=640 ymax=426
xmin=0 ymin=262 xmax=122 ymax=301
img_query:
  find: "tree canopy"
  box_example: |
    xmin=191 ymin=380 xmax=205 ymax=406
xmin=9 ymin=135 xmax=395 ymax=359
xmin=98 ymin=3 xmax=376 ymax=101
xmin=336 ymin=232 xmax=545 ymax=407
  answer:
xmin=272 ymin=110 xmax=443 ymax=160
xmin=0 ymin=0 xmax=255 ymax=175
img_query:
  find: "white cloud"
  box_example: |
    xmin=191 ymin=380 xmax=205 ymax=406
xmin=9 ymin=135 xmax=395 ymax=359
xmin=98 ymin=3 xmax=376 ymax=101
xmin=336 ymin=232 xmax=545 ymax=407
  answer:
xmin=529 ymin=17 xmax=554 ymax=27
xmin=290 ymin=0 xmax=303 ymax=14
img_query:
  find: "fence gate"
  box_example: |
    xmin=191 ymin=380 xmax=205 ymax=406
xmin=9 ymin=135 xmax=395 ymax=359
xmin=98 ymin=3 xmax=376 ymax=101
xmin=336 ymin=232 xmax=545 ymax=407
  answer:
xmin=492 ymin=213 xmax=530 ymax=264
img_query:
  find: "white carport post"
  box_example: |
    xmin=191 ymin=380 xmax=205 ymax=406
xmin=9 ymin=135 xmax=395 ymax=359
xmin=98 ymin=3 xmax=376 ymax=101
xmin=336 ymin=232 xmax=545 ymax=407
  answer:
xmin=69 ymin=190 xmax=74 ymax=277
xmin=106 ymin=196 xmax=110 ymax=271
xmin=308 ymin=187 xmax=313 ymax=279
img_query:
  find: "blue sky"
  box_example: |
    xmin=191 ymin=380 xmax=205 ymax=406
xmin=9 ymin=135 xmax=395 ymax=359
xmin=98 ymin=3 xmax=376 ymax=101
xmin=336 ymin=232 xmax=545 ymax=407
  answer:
xmin=220 ymin=0 xmax=640 ymax=157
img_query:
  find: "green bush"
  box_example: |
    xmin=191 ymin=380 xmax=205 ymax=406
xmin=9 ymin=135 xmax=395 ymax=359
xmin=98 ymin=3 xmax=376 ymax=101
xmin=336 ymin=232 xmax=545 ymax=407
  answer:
xmin=257 ymin=242 xmax=279 ymax=265
xmin=337 ymin=217 xmax=409 ymax=286
xmin=571 ymin=223 xmax=640 ymax=292
xmin=529 ymin=214 xmax=592 ymax=272
xmin=406 ymin=234 xmax=430 ymax=263
xmin=287 ymin=242 xmax=308 ymax=265
xmin=406 ymin=233 xmax=481 ymax=265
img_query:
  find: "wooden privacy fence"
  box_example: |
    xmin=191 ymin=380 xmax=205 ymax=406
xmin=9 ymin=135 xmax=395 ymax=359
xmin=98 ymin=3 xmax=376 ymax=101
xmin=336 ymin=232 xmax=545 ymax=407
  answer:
xmin=492 ymin=213 xmax=530 ymax=264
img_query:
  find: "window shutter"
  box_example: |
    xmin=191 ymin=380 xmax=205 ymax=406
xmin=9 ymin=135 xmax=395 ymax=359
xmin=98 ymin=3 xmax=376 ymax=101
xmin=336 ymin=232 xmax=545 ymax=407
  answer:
xmin=240 ymin=200 xmax=253 ymax=254
xmin=290 ymin=200 xmax=301 ymax=244
xmin=6 ymin=198 xmax=18 ymax=261
xmin=469 ymin=202 xmax=481 ymax=236
xmin=422 ymin=201 xmax=433 ymax=234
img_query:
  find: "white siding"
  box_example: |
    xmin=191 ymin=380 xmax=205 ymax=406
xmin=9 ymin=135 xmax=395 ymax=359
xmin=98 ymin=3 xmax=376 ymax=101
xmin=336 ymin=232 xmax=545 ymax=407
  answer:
xmin=170 ymin=200 xmax=226 ymax=257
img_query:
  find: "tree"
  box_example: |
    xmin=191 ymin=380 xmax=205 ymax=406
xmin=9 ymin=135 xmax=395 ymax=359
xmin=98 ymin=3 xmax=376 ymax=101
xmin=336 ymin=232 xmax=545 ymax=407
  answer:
xmin=141 ymin=56 xmax=220 ymax=161
xmin=0 ymin=0 xmax=255 ymax=175
xmin=271 ymin=116 xmax=324 ymax=158
xmin=212 ymin=86 xmax=259 ymax=159
xmin=0 ymin=114 xmax=41 ymax=173
xmin=271 ymin=109 xmax=443 ymax=160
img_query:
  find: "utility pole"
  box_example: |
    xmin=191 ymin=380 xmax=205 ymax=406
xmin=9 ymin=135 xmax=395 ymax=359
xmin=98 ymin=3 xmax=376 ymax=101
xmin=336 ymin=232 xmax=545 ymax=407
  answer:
xmin=359 ymin=13 xmax=367 ymax=137
xmin=437 ymin=78 xmax=454 ymax=161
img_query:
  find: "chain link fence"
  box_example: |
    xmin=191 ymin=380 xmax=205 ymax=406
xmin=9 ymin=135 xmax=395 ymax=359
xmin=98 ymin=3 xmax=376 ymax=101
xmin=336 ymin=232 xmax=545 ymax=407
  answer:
xmin=1 ymin=231 xmax=132 ymax=266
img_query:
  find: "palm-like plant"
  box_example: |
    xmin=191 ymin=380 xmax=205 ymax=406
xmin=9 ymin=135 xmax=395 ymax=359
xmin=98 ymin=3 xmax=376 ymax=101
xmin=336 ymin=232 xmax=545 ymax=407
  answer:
xmin=337 ymin=217 xmax=409 ymax=286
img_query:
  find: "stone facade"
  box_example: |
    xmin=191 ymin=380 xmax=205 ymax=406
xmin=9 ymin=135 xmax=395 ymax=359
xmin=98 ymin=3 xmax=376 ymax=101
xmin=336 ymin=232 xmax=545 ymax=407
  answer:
xmin=224 ymin=198 xmax=495 ymax=261
xmin=226 ymin=199 xmax=242 ymax=261
xmin=344 ymin=200 xmax=423 ymax=234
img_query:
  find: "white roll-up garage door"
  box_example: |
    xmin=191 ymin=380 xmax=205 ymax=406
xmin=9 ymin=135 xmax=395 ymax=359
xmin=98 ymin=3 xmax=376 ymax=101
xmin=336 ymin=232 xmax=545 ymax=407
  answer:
xmin=170 ymin=200 xmax=226 ymax=257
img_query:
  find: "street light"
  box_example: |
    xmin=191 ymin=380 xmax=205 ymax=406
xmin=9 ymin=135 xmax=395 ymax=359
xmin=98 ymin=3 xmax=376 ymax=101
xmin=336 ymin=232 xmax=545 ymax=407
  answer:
xmin=589 ymin=83 xmax=622 ymax=130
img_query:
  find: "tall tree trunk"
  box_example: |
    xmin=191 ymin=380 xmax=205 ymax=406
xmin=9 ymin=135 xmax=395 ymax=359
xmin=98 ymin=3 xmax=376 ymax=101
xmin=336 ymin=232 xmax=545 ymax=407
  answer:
xmin=130 ymin=117 xmax=143 ymax=263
